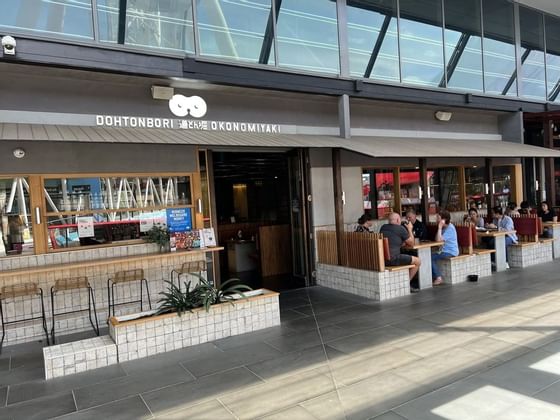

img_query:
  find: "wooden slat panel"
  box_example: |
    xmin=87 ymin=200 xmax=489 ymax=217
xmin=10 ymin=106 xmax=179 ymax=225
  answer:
xmin=259 ymin=225 xmax=291 ymax=277
xmin=317 ymin=231 xmax=385 ymax=271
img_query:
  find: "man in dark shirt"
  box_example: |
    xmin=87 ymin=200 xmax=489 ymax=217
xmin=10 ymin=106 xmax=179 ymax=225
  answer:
xmin=380 ymin=213 xmax=420 ymax=286
xmin=406 ymin=209 xmax=427 ymax=240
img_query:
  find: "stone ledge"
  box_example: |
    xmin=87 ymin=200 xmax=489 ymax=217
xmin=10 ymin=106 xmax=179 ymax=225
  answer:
xmin=437 ymin=253 xmax=492 ymax=284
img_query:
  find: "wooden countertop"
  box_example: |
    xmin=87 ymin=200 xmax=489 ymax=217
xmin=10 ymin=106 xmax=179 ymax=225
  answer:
xmin=543 ymin=222 xmax=560 ymax=226
xmin=476 ymin=230 xmax=516 ymax=237
xmin=0 ymin=247 xmax=224 ymax=278
xmin=404 ymin=241 xmax=444 ymax=250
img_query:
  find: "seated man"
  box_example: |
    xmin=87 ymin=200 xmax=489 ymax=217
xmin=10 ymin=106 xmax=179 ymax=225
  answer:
xmin=406 ymin=209 xmax=427 ymax=240
xmin=431 ymin=210 xmax=459 ymax=285
xmin=380 ymin=213 xmax=421 ymax=291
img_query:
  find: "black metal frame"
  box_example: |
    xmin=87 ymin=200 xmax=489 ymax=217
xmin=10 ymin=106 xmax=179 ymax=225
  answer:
xmin=50 ymin=284 xmax=100 ymax=345
xmin=170 ymin=268 xmax=205 ymax=292
xmin=107 ymin=277 xmax=152 ymax=319
xmin=0 ymin=288 xmax=49 ymax=353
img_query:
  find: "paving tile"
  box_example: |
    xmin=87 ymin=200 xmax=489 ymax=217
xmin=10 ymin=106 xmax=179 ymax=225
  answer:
xmin=74 ymin=363 xmax=195 ymax=410
xmin=247 ymin=345 xmax=343 ymax=380
xmin=220 ymin=367 xmax=336 ymax=418
xmin=264 ymin=329 xmax=323 ymax=353
xmin=120 ymin=342 xmax=222 ymax=374
xmin=0 ymin=366 xmax=44 ymax=387
xmin=393 ymin=347 xmax=502 ymax=392
xmin=212 ymin=325 xmax=294 ymax=351
xmin=474 ymin=349 xmax=560 ymax=395
xmin=8 ymin=364 xmax=128 ymax=405
xmin=280 ymin=309 xmax=309 ymax=322
xmin=62 ymin=395 xmax=152 ymax=420
xmin=9 ymin=351 xmax=47 ymax=371
xmin=0 ymin=358 xmax=10 ymax=372
xmin=395 ymin=329 xmax=485 ymax=358
xmin=370 ymin=411 xmax=408 ymax=420
xmin=142 ymin=366 xmax=262 ymax=416
xmin=461 ymin=336 xmax=532 ymax=362
xmin=260 ymin=405 xmax=316 ymax=419
xmin=156 ymin=399 xmax=234 ymax=419
xmin=300 ymin=391 xmax=347 ymax=420
xmin=326 ymin=326 xmax=408 ymax=355
xmin=329 ymin=347 xmax=420 ymax=386
xmin=532 ymin=381 xmax=560 ymax=406
xmin=338 ymin=372 xmax=433 ymax=420
xmin=181 ymin=341 xmax=282 ymax=378
xmin=488 ymin=327 xmax=559 ymax=350
xmin=0 ymin=391 xmax=76 ymax=420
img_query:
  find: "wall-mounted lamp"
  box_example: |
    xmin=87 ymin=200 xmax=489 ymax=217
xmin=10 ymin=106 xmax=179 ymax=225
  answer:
xmin=12 ymin=148 xmax=25 ymax=158
xmin=434 ymin=111 xmax=453 ymax=122
xmin=151 ymin=85 xmax=174 ymax=100
xmin=485 ymin=183 xmax=489 ymax=194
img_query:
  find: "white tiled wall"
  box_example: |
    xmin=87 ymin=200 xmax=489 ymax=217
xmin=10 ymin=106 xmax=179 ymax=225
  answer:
xmin=109 ymin=293 xmax=280 ymax=362
xmin=437 ymin=254 xmax=492 ymax=284
xmin=509 ymin=242 xmax=553 ymax=268
xmin=43 ymin=335 xmax=117 ymax=379
xmin=316 ymin=263 xmax=410 ymax=301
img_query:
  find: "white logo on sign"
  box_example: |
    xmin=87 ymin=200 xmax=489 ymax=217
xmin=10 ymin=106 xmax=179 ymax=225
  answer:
xmin=169 ymin=95 xmax=207 ymax=118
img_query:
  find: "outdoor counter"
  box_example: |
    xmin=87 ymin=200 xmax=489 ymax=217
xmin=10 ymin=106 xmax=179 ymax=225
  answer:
xmin=0 ymin=243 xmax=223 ymax=347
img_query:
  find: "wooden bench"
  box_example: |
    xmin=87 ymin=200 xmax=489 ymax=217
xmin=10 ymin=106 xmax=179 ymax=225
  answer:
xmin=426 ymin=223 xmax=492 ymax=284
xmin=509 ymin=215 xmax=553 ymax=268
xmin=315 ymin=231 xmax=413 ymax=301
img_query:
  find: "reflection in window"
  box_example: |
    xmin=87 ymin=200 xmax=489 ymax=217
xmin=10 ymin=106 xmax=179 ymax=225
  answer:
xmin=97 ymin=0 xmax=195 ymax=53
xmin=196 ymin=0 xmax=274 ymax=64
xmin=0 ymin=0 xmax=93 ymax=40
xmin=44 ymin=176 xmax=192 ymax=250
xmin=519 ymin=7 xmax=546 ymax=100
xmin=546 ymin=16 xmax=560 ymax=102
xmin=429 ymin=168 xmax=460 ymax=211
xmin=0 ymin=178 xmax=34 ymax=257
xmin=346 ymin=0 xmax=399 ymax=82
xmin=482 ymin=0 xmax=517 ymax=96
xmin=493 ymin=166 xmax=512 ymax=209
xmin=276 ymin=0 xmax=339 ymax=74
xmin=465 ymin=167 xmax=486 ymax=209
xmin=362 ymin=169 xmax=395 ymax=218
xmin=443 ymin=0 xmax=483 ymax=92
xmin=398 ymin=0 xmax=444 ymax=87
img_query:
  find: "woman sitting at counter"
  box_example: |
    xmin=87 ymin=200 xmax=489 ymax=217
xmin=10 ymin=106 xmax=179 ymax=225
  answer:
xmin=432 ymin=210 xmax=459 ymax=286
xmin=355 ymin=213 xmax=373 ymax=233
xmin=464 ymin=208 xmax=485 ymax=228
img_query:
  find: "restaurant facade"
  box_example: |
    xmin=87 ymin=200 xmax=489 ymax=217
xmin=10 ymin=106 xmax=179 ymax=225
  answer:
xmin=2 ymin=0 xmax=560 ymax=347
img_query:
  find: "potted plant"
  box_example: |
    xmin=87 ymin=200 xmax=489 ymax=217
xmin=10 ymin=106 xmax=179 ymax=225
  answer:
xmin=145 ymin=225 xmax=170 ymax=252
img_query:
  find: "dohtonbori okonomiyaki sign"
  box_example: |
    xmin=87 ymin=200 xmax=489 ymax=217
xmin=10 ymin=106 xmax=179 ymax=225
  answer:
xmin=95 ymin=94 xmax=281 ymax=133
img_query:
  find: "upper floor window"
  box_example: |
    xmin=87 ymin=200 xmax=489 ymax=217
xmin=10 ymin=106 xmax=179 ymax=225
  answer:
xmin=0 ymin=0 xmax=94 ymax=40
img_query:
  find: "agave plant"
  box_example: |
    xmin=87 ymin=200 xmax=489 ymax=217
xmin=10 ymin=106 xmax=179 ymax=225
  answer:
xmin=197 ymin=277 xmax=253 ymax=312
xmin=157 ymin=280 xmax=201 ymax=316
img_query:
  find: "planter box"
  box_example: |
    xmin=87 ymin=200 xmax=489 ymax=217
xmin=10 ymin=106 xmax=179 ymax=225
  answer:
xmin=108 ymin=289 xmax=280 ymax=362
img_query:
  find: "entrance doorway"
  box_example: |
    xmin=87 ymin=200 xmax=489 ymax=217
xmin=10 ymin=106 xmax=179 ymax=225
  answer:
xmin=212 ymin=150 xmax=310 ymax=291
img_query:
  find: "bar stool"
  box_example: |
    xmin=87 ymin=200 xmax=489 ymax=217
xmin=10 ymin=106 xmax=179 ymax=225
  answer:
xmin=170 ymin=260 xmax=207 ymax=290
xmin=50 ymin=276 xmax=100 ymax=344
xmin=107 ymin=269 xmax=151 ymax=318
xmin=0 ymin=282 xmax=49 ymax=353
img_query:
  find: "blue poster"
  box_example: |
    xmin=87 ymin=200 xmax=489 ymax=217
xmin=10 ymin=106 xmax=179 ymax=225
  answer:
xmin=166 ymin=208 xmax=192 ymax=233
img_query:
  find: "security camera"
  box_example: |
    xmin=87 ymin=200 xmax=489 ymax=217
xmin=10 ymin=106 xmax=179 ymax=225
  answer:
xmin=2 ymin=36 xmax=16 ymax=56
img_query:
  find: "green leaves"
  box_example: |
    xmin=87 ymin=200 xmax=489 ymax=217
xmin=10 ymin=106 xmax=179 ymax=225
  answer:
xmin=145 ymin=225 xmax=170 ymax=247
xmin=157 ymin=275 xmax=253 ymax=315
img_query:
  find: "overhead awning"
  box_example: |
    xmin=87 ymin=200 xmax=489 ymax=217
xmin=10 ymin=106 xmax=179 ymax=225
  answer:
xmin=1 ymin=123 xmax=560 ymax=158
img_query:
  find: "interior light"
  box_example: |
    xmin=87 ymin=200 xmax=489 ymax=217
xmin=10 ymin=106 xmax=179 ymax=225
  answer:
xmin=434 ymin=111 xmax=453 ymax=121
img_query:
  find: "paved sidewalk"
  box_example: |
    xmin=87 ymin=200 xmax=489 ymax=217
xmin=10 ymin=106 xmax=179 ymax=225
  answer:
xmin=2 ymin=261 xmax=560 ymax=419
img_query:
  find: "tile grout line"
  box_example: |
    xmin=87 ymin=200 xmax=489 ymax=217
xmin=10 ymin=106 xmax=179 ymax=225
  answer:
xmin=217 ymin=397 xmax=240 ymax=420
xmin=138 ymin=393 xmax=156 ymax=419
xmin=71 ymin=389 xmax=78 ymax=413
xmin=304 ymin=288 xmax=349 ymax=420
